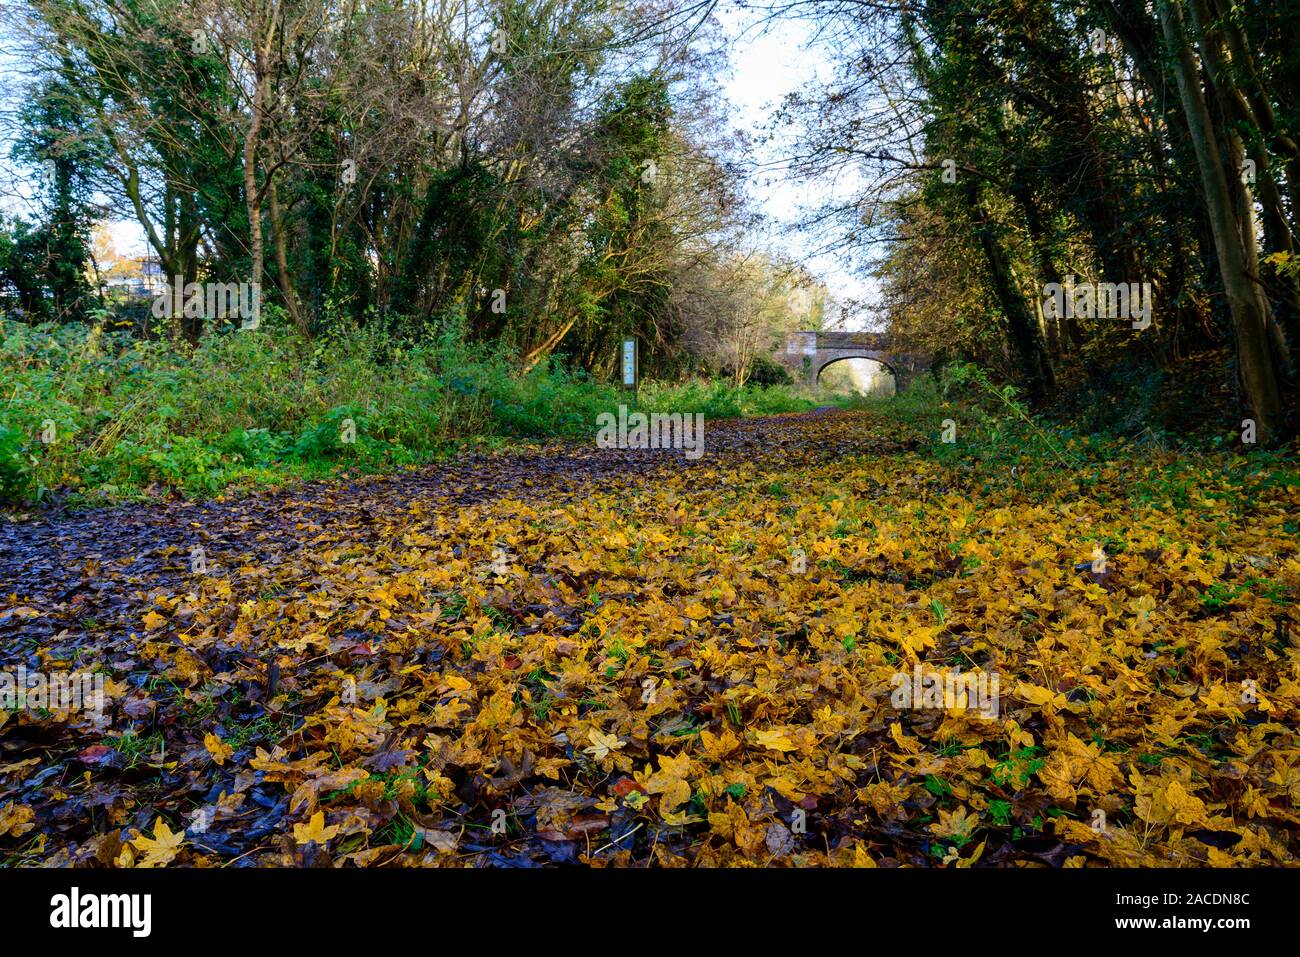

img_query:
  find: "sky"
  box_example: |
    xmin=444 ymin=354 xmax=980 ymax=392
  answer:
xmin=715 ymin=3 xmax=878 ymax=328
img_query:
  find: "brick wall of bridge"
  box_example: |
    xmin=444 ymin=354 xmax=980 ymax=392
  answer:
xmin=776 ymin=331 xmax=923 ymax=391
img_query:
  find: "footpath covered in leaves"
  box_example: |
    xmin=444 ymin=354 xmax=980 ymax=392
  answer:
xmin=1 ymin=409 xmax=1298 ymax=867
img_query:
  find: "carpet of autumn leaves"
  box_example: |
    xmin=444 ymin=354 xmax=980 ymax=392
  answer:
xmin=2 ymin=409 xmax=1299 ymax=867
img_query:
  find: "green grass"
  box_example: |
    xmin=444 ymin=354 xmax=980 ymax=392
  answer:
xmin=635 ymin=377 xmax=875 ymax=418
xmin=1 ymin=313 xmax=631 ymax=506
xmin=1 ymin=316 xmax=880 ymax=508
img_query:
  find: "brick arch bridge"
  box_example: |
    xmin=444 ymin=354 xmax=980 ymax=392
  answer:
xmin=776 ymin=331 xmax=925 ymax=391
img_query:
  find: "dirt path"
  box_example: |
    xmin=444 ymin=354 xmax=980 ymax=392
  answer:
xmin=1 ymin=411 xmax=907 ymax=641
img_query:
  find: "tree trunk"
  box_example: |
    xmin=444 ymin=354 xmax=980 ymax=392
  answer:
xmin=243 ymin=13 xmax=275 ymax=318
xmin=269 ymin=177 xmax=304 ymax=334
xmin=965 ymin=181 xmax=1055 ymax=404
xmin=1158 ymin=0 xmax=1284 ymax=442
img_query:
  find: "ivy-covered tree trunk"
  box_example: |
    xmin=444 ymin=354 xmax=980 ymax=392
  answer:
xmin=965 ymin=181 xmax=1056 ymax=405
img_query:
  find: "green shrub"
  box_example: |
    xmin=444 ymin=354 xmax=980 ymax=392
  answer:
xmin=0 ymin=316 xmax=908 ymax=507
xmin=638 ymin=379 xmax=848 ymax=418
xmin=0 ymin=319 xmax=642 ymax=505
xmin=744 ymin=354 xmax=794 ymax=387
xmin=0 ymin=423 xmax=33 ymax=502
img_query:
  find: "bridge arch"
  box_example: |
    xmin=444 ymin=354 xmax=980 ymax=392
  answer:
xmin=815 ymin=354 xmax=898 ymax=393
xmin=776 ymin=330 xmax=924 ymax=392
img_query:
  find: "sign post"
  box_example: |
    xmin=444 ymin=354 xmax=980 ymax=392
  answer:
xmin=621 ymin=338 xmax=638 ymax=401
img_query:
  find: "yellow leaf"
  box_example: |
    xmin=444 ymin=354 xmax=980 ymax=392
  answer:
xmin=293 ymin=811 xmax=341 ymax=845
xmin=657 ymin=778 xmax=692 ymax=815
xmin=1139 ymin=777 xmax=1209 ymax=827
xmin=1016 ymin=681 xmax=1066 ymax=710
xmin=132 ymin=817 xmax=185 ymax=867
xmin=583 ymin=728 xmax=626 ymax=761
xmin=954 ymin=839 xmax=986 ymax=868
xmin=0 ymin=801 xmax=35 ymax=838
xmin=204 ymin=733 xmax=234 ymax=766
xmin=1038 ymin=734 xmax=1124 ymax=802
xmin=755 ymin=728 xmax=798 ymax=753
xmin=889 ymin=721 xmax=922 ymax=754
xmin=930 ymin=806 xmax=977 ymax=840
xmin=700 ymin=728 xmax=740 ymax=760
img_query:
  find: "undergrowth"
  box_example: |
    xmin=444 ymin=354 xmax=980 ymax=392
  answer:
xmin=0 ymin=317 xmax=863 ymax=508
